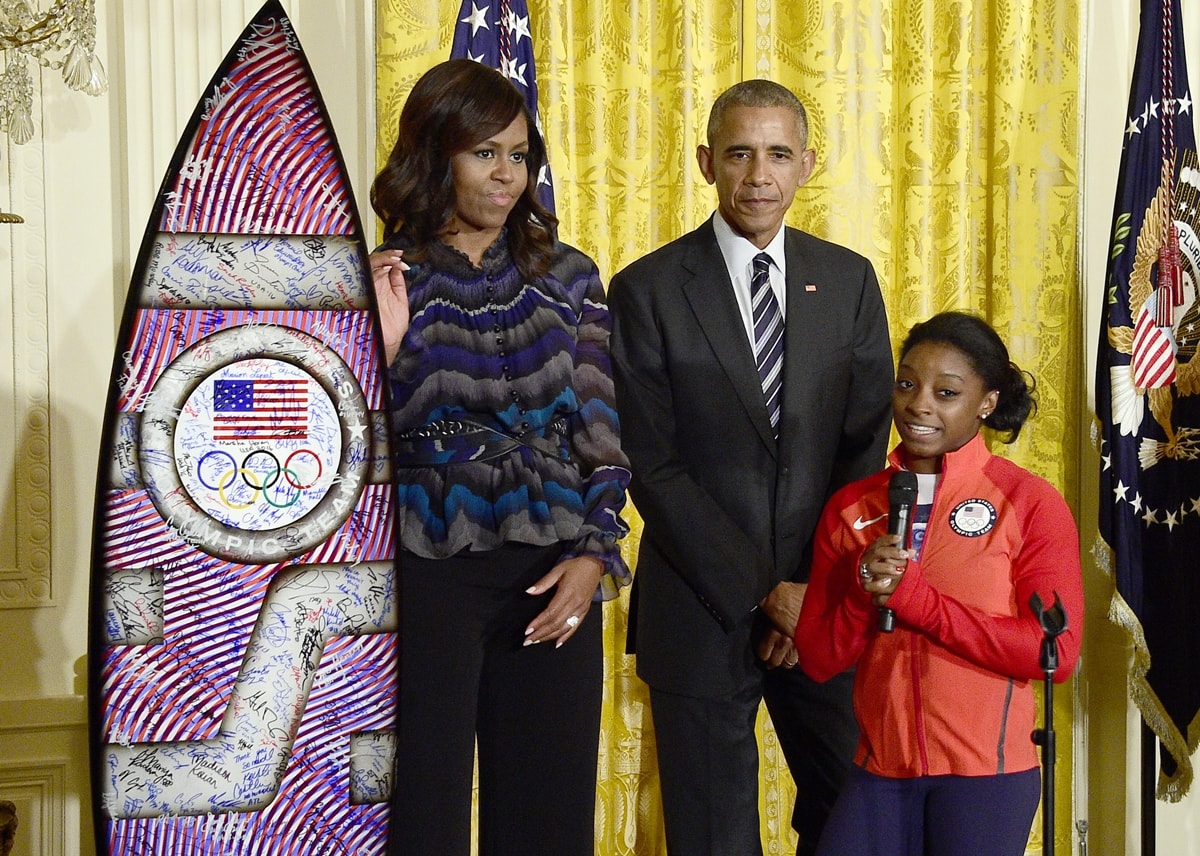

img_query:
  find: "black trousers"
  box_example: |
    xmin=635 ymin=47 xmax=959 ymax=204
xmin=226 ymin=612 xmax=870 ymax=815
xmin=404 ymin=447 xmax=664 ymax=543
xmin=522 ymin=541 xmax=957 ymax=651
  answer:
xmin=650 ymin=664 xmax=858 ymax=856
xmin=386 ymin=544 xmax=603 ymax=856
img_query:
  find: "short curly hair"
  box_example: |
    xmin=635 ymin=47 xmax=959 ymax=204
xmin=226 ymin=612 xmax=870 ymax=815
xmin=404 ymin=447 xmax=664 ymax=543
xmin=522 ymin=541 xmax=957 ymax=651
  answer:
xmin=706 ymin=79 xmax=809 ymax=148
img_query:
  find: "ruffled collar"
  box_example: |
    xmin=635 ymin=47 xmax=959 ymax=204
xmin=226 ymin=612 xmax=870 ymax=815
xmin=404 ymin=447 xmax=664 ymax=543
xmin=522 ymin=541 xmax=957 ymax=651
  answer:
xmin=390 ymin=227 xmax=512 ymax=279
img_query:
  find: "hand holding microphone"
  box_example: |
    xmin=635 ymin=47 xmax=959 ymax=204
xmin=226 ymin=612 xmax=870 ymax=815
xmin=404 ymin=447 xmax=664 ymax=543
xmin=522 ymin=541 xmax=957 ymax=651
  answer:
xmin=864 ymin=471 xmax=917 ymax=633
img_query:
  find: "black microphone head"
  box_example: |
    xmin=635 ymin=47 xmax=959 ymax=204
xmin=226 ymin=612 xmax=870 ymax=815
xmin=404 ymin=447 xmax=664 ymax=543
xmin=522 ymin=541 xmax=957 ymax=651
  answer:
xmin=888 ymin=470 xmax=918 ymax=505
xmin=887 ymin=470 xmax=919 ymax=539
xmin=881 ymin=470 xmax=919 ymax=631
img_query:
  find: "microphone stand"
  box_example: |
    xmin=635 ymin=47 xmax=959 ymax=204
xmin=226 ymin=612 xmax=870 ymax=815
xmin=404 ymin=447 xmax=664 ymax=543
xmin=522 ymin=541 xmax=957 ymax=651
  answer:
xmin=1030 ymin=592 xmax=1067 ymax=856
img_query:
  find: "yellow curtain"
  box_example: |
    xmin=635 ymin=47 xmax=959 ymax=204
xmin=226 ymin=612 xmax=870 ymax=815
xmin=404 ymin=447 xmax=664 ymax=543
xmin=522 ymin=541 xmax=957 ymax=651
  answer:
xmin=375 ymin=1 xmax=1080 ymax=853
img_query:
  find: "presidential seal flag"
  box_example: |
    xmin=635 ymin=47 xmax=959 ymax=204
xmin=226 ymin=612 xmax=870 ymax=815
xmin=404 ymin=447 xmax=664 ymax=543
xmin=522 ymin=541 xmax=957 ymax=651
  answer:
xmin=1096 ymin=0 xmax=1200 ymax=800
xmin=451 ymin=0 xmax=556 ymax=213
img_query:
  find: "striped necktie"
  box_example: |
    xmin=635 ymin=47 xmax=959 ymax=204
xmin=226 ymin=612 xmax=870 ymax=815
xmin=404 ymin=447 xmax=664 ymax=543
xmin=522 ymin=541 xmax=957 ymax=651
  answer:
xmin=751 ymin=252 xmax=784 ymax=436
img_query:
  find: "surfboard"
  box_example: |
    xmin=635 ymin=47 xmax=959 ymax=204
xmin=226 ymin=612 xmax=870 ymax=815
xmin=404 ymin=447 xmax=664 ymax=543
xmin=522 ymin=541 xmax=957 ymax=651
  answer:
xmin=88 ymin=2 xmax=396 ymax=852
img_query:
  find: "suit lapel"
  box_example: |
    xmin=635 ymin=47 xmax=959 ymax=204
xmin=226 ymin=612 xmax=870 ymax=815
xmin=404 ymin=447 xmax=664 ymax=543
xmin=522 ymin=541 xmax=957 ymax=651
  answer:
xmin=681 ymin=219 xmax=779 ymax=453
xmin=779 ymin=228 xmax=830 ymax=444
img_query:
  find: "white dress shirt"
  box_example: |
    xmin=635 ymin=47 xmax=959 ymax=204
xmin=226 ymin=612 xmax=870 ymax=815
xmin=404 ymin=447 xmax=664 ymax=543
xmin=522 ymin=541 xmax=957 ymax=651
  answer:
xmin=711 ymin=212 xmax=788 ymax=351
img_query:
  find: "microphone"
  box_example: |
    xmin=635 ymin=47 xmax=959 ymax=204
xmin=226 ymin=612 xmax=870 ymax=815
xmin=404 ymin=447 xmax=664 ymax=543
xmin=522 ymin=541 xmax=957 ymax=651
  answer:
xmin=880 ymin=470 xmax=918 ymax=633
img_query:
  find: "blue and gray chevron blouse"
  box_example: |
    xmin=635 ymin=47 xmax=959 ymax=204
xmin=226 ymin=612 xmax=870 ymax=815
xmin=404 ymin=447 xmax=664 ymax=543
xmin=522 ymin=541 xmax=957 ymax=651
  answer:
xmin=383 ymin=230 xmax=631 ymax=598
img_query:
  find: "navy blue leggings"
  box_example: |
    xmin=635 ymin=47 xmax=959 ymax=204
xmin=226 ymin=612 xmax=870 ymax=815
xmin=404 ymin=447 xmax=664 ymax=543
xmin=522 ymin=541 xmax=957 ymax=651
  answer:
xmin=815 ymin=765 xmax=1042 ymax=856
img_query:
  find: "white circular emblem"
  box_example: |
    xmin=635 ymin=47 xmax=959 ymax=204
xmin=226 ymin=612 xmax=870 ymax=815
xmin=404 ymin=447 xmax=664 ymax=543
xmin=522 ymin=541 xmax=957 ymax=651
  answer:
xmin=175 ymin=359 xmax=341 ymax=531
xmin=139 ymin=324 xmax=370 ymax=564
xmin=949 ymin=499 xmax=997 ymax=537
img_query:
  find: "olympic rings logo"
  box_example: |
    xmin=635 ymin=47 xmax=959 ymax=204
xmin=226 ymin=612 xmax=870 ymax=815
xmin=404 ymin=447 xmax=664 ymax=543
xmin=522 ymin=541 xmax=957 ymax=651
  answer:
xmin=197 ymin=449 xmax=324 ymax=510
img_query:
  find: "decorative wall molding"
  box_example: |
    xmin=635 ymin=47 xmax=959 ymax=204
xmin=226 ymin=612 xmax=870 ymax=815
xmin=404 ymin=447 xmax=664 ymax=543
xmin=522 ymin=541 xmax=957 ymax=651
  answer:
xmin=1 ymin=63 xmax=54 ymax=611
xmin=0 ymin=696 xmax=87 ymax=733
xmin=0 ymin=759 xmax=68 ymax=856
xmin=0 ymin=698 xmax=87 ymax=854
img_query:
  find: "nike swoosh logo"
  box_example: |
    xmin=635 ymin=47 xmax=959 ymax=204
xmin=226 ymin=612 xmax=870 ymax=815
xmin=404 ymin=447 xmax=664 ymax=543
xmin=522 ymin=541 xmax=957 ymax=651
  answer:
xmin=852 ymin=513 xmax=888 ymax=530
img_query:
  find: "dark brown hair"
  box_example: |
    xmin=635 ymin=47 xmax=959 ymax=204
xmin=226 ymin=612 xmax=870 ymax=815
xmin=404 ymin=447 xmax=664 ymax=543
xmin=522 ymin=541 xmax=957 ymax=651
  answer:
xmin=370 ymin=59 xmax=557 ymax=279
xmin=900 ymin=311 xmax=1037 ymax=443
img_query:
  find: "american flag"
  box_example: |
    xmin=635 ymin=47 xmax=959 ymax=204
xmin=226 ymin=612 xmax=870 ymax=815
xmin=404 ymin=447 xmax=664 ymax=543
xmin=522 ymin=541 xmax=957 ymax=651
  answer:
xmin=959 ymin=504 xmax=989 ymax=524
xmin=213 ymin=378 xmax=309 ymax=441
xmin=1096 ymin=0 xmax=1200 ymax=799
xmin=450 ymin=0 xmax=556 ymax=214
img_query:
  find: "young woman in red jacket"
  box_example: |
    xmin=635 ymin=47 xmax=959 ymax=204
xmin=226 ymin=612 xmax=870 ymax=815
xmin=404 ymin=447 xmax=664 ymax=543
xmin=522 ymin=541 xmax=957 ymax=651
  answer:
xmin=795 ymin=311 xmax=1083 ymax=856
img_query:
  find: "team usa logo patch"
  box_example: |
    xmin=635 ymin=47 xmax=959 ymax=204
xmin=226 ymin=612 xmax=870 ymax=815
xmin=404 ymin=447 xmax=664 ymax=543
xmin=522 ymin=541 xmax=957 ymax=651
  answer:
xmin=949 ymin=498 xmax=997 ymax=537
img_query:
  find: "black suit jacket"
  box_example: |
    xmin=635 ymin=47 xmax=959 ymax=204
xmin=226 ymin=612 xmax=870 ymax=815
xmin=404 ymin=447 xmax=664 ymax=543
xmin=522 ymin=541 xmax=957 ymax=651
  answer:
xmin=609 ymin=218 xmax=893 ymax=697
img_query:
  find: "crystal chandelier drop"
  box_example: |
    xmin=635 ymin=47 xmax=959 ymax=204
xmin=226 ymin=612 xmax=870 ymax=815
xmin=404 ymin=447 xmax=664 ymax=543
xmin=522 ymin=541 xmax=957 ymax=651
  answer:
xmin=1 ymin=0 xmax=106 ymax=148
xmin=0 ymin=0 xmax=105 ymax=221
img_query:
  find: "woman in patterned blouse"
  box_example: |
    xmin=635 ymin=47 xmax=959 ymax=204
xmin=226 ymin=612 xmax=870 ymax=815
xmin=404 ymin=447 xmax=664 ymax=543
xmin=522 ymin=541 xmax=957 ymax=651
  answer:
xmin=369 ymin=59 xmax=631 ymax=856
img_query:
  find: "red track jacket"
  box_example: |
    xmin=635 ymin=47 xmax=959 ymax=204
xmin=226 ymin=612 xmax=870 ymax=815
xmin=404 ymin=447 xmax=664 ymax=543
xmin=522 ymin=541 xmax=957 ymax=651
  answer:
xmin=795 ymin=434 xmax=1083 ymax=778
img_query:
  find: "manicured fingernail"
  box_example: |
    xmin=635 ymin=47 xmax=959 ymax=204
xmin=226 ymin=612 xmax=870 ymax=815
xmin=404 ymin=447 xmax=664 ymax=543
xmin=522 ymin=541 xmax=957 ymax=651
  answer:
xmin=525 ymin=586 xmax=538 ymax=594
xmin=524 ymin=625 xmax=534 ymax=636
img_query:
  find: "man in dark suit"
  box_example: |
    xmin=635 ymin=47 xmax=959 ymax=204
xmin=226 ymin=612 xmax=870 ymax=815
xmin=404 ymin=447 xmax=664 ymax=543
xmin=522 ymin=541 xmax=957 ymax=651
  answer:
xmin=608 ymin=80 xmax=893 ymax=856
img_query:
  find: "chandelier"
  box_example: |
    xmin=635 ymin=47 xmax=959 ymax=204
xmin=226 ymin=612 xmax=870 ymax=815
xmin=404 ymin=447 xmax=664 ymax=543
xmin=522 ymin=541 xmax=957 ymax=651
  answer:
xmin=1 ymin=0 xmax=105 ymax=221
